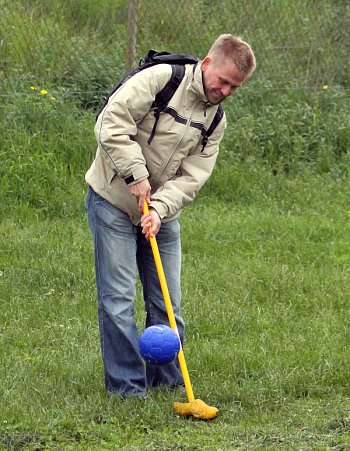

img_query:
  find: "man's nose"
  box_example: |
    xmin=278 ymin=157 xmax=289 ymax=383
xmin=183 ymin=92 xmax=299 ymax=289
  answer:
xmin=221 ymin=85 xmax=233 ymax=97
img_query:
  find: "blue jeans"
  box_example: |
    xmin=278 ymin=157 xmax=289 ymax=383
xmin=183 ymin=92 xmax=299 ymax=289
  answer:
xmin=85 ymin=186 xmax=184 ymax=397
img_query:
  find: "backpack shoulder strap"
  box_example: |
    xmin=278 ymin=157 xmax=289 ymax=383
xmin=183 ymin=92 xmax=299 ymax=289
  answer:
xmin=147 ymin=64 xmax=186 ymax=144
xmin=153 ymin=64 xmax=185 ymax=109
xmin=201 ymin=105 xmax=224 ymax=151
xmin=207 ymin=105 xmax=224 ymax=138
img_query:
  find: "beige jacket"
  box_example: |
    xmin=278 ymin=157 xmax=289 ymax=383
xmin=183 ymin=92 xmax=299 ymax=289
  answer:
xmin=85 ymin=62 xmax=227 ymax=224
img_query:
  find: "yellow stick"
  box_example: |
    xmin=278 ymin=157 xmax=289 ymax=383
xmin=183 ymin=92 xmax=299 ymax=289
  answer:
xmin=143 ymin=201 xmax=194 ymax=402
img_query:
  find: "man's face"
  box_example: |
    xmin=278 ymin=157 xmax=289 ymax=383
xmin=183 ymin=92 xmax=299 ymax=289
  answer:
xmin=201 ymin=56 xmax=247 ymax=105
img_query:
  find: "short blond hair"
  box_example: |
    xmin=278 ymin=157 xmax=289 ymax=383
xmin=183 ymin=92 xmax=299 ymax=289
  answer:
xmin=208 ymin=34 xmax=256 ymax=78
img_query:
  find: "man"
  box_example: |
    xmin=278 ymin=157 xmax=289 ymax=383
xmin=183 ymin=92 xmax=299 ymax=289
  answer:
xmin=85 ymin=34 xmax=256 ymax=398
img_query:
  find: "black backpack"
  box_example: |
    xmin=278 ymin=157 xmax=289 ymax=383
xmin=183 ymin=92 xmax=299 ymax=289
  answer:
xmin=96 ymin=50 xmax=224 ymax=151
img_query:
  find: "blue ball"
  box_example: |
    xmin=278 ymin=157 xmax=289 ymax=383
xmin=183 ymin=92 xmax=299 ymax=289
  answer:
xmin=139 ymin=324 xmax=181 ymax=366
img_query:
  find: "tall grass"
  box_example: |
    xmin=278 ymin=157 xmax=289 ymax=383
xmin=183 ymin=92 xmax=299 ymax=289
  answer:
xmin=1 ymin=1 xmax=348 ymax=211
xmin=1 ymin=79 xmax=348 ymax=219
xmin=2 ymin=0 xmax=349 ymax=95
xmin=138 ymin=0 xmax=349 ymax=87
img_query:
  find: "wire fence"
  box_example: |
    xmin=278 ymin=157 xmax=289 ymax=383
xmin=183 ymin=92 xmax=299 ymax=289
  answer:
xmin=1 ymin=0 xmax=349 ymax=110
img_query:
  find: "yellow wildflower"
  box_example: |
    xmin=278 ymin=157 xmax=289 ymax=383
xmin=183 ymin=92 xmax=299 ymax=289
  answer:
xmin=30 ymin=86 xmax=36 ymax=90
xmin=40 ymin=89 xmax=48 ymax=95
xmin=322 ymin=84 xmax=328 ymax=91
xmin=50 ymin=96 xmax=56 ymax=101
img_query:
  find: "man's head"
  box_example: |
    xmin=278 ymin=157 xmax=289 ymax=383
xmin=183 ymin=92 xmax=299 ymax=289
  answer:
xmin=201 ymin=34 xmax=256 ymax=105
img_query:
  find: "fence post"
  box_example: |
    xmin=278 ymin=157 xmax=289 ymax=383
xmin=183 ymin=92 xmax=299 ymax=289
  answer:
xmin=126 ymin=0 xmax=138 ymax=71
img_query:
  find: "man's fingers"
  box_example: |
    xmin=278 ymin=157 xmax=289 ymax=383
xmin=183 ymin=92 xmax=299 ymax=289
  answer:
xmin=141 ymin=215 xmax=152 ymax=235
xmin=140 ymin=210 xmax=160 ymax=239
xmin=138 ymin=190 xmax=151 ymax=212
xmin=128 ymin=179 xmax=151 ymax=212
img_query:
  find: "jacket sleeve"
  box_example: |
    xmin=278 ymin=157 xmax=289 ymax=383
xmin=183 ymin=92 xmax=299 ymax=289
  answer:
xmin=149 ymin=113 xmax=227 ymax=219
xmin=95 ymin=65 xmax=173 ymax=186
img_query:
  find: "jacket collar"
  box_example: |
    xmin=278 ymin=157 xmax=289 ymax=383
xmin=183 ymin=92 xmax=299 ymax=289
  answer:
xmin=189 ymin=62 xmax=209 ymax=103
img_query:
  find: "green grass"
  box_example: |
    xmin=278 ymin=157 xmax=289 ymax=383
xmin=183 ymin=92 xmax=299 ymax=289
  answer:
xmin=1 ymin=172 xmax=350 ymax=449
xmin=1 ymin=0 xmax=350 ymax=448
xmin=1 ymin=397 xmax=349 ymax=450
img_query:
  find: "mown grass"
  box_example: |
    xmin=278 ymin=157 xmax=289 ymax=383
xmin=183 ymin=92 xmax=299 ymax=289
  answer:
xmin=1 ymin=0 xmax=350 ymax=449
xmin=1 ymin=172 xmax=350 ymax=449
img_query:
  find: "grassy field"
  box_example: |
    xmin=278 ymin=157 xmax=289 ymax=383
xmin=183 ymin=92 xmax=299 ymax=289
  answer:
xmin=1 ymin=0 xmax=350 ymax=449
xmin=1 ymin=171 xmax=350 ymax=449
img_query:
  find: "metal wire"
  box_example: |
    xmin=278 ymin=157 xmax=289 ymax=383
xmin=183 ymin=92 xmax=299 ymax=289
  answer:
xmin=1 ymin=0 xmax=348 ymax=107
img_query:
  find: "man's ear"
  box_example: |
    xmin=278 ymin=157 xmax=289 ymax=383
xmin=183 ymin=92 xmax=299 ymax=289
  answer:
xmin=201 ymin=56 xmax=211 ymax=72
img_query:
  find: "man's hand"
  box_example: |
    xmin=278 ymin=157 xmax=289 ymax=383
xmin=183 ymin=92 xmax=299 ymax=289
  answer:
xmin=128 ymin=179 xmax=151 ymax=212
xmin=141 ymin=208 xmax=161 ymax=239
